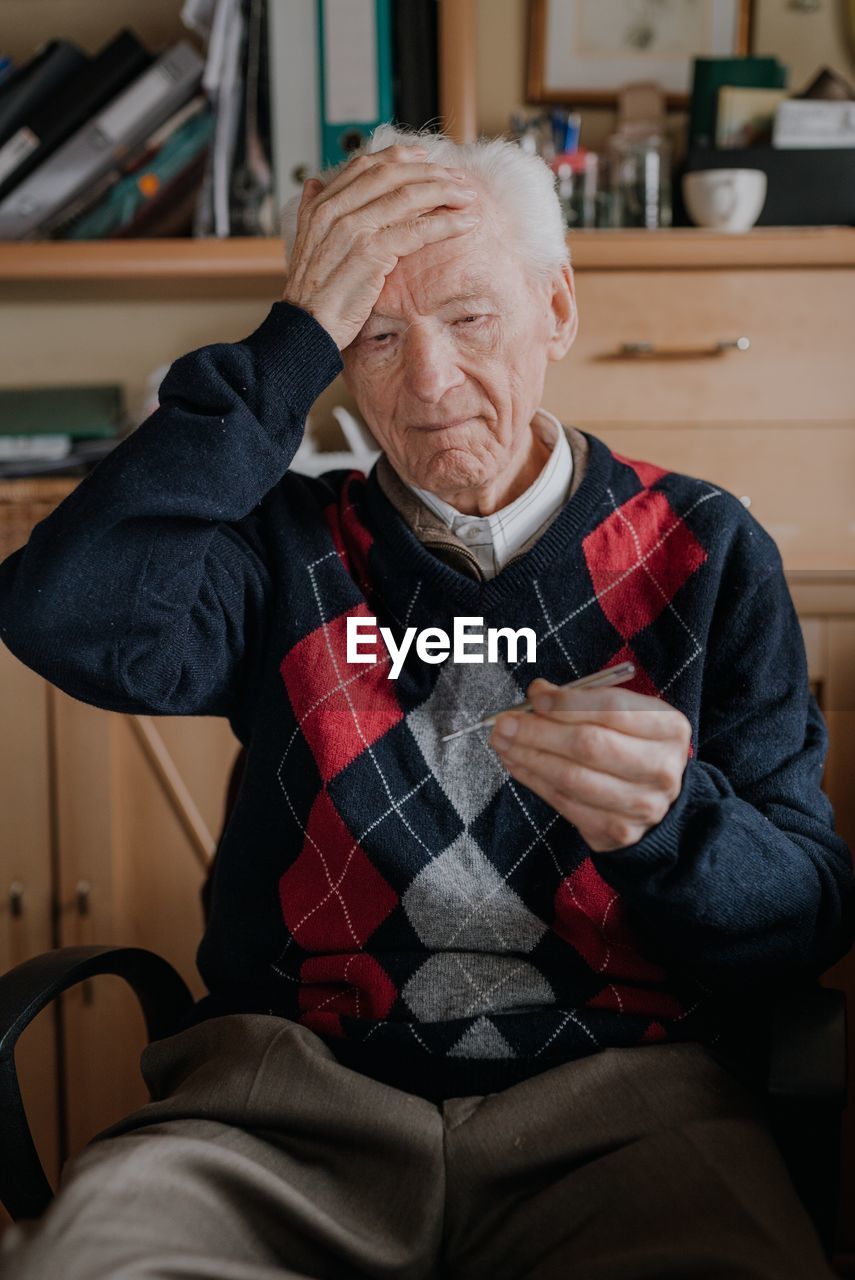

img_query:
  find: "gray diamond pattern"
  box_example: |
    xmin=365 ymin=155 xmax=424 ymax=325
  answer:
xmin=402 ymin=657 xmax=553 ymax=1047
xmin=403 ymin=833 xmax=547 ymax=953
xmin=406 ymin=653 xmax=523 ymax=825
xmin=448 ymin=1016 xmax=516 ymax=1059
xmin=401 ymin=953 xmax=555 ymax=1022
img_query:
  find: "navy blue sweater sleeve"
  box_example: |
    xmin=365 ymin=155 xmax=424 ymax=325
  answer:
xmin=591 ymin=513 xmax=855 ymax=994
xmin=0 ymin=302 xmax=343 ymax=728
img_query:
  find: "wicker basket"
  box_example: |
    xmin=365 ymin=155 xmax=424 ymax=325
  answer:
xmin=0 ymin=475 xmax=81 ymax=561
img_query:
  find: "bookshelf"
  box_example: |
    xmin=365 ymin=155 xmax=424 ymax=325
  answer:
xmin=0 ymin=227 xmax=852 ymax=297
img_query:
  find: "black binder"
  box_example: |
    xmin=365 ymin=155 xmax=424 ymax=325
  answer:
xmin=391 ymin=0 xmax=439 ymax=133
xmin=0 ymin=40 xmax=87 ymax=147
xmin=0 ymin=30 xmax=152 ymax=201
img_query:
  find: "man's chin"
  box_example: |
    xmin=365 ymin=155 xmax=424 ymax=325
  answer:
xmin=400 ymin=452 xmax=488 ymax=495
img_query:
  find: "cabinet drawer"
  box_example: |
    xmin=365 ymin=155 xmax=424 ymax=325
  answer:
xmin=548 ymin=269 xmax=855 ymax=423
xmin=588 ymin=422 xmax=855 ymax=572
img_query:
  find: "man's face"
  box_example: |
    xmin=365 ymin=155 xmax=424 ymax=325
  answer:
xmin=340 ymin=179 xmax=577 ymax=502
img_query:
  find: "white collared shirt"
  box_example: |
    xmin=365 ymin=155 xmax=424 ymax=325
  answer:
xmin=404 ymin=408 xmax=573 ymax=579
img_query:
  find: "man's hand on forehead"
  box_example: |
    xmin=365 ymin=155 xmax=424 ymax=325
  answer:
xmin=281 ymin=145 xmax=483 ymax=352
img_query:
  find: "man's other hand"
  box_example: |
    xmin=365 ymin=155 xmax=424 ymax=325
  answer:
xmin=489 ymin=679 xmax=692 ymax=852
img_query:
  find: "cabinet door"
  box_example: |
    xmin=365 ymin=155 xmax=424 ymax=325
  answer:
xmin=0 ymin=649 xmax=59 ymax=1235
xmin=52 ymin=690 xmax=240 ymax=1156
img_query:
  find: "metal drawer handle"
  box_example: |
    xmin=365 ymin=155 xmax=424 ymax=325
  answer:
xmin=601 ymin=337 xmax=751 ymax=361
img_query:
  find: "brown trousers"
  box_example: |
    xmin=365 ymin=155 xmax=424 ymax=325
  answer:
xmin=0 ymin=1014 xmax=837 ymax=1279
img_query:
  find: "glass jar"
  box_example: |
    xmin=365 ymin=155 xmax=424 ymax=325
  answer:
xmin=605 ymin=129 xmax=672 ymax=229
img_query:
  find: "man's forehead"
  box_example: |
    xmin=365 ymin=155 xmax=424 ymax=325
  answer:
xmin=368 ymin=273 xmax=499 ymax=320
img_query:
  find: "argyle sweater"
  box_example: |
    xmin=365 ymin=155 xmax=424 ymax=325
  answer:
xmin=1 ymin=300 xmax=853 ymax=1103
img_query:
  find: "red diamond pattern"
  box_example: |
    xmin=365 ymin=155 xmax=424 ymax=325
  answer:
xmin=607 ymin=644 xmax=696 ymax=757
xmin=583 ymin=488 xmax=707 ymax=639
xmin=322 ymin=471 xmax=374 ymax=595
xmin=297 ymin=952 xmax=398 ymax=1038
xmin=583 ymin=981 xmax=684 ymax=1021
xmin=553 ymin=856 xmax=669 ymax=985
xmin=280 ymin=603 xmax=403 ymax=782
xmin=605 ymin=643 xmax=660 ymax=697
xmin=279 ymin=788 xmax=399 ymax=950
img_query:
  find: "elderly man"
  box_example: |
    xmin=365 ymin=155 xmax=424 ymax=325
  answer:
xmin=0 ymin=125 xmax=852 ymax=1280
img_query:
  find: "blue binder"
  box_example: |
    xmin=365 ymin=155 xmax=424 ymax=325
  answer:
xmin=317 ymin=0 xmax=394 ymax=167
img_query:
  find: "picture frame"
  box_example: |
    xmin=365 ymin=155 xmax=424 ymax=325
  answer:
xmin=527 ymin=0 xmax=754 ymax=109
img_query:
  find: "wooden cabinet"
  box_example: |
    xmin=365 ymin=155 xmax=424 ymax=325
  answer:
xmin=50 ymin=690 xmax=240 ymax=1154
xmin=0 ymin=629 xmax=240 ymax=1200
xmin=0 ymin=644 xmax=60 ymax=1235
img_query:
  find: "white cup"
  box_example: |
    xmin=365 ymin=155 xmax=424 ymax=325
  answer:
xmin=682 ymin=168 xmax=768 ymax=232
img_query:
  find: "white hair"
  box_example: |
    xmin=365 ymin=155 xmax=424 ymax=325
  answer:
xmin=279 ymin=121 xmax=570 ymax=281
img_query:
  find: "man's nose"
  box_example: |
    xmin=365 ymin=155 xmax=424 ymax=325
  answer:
xmin=404 ymin=328 xmax=466 ymax=403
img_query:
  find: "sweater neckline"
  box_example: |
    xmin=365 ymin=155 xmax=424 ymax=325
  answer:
xmin=361 ymin=430 xmax=614 ymax=610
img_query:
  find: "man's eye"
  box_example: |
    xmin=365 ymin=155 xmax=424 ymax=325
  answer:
xmin=371 ymin=333 xmax=393 ymax=344
xmin=456 ymin=315 xmax=483 ymax=326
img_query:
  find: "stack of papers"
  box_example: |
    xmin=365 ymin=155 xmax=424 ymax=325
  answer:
xmin=773 ymin=99 xmax=855 ymax=148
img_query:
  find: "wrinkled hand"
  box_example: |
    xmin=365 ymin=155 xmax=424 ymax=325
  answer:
xmin=489 ymin=678 xmax=692 ymax=852
xmin=282 ymin=143 xmax=481 ymax=351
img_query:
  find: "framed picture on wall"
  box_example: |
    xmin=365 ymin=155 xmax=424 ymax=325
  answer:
xmin=527 ymin=0 xmax=753 ymax=108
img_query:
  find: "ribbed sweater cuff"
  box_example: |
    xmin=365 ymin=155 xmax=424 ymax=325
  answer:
xmin=594 ymin=758 xmax=723 ymax=869
xmin=244 ymin=299 xmax=344 ymax=419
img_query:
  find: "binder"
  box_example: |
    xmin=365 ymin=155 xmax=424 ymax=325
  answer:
xmin=316 ymin=0 xmax=393 ymax=167
xmin=0 ymin=41 xmax=205 ymax=240
xmin=267 ymin=0 xmax=320 ymax=206
xmin=114 ymin=148 xmax=209 ymax=237
xmin=228 ymin=0 xmax=276 ymax=236
xmin=391 ymin=0 xmax=438 ymax=132
xmin=192 ymin=0 xmax=245 ymax=238
xmin=0 ymin=30 xmax=152 ymax=201
xmin=688 ymin=56 xmax=788 ymax=151
xmin=61 ymin=103 xmax=213 ymax=240
xmin=0 ymin=40 xmax=87 ymax=147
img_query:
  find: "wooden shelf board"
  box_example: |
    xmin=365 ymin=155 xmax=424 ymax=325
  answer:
xmin=566 ymin=225 xmax=855 ymax=269
xmin=0 ymin=226 xmax=852 ymax=295
xmin=0 ymin=238 xmax=286 ymax=285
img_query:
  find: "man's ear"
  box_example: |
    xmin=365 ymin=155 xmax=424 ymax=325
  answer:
xmin=545 ymin=263 xmax=578 ymax=362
